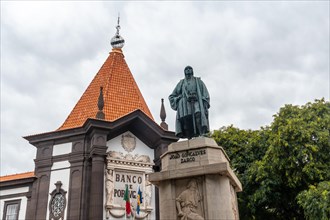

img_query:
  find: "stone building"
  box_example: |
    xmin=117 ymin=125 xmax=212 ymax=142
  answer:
xmin=0 ymin=23 xmax=178 ymax=220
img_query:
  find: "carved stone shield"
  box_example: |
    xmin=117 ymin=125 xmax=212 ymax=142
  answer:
xmin=121 ymin=133 xmax=136 ymax=152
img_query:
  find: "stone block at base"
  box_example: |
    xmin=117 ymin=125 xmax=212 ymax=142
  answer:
xmin=149 ymin=137 xmax=242 ymax=220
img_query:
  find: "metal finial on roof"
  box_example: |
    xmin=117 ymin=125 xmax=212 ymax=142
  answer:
xmin=96 ymin=87 xmax=105 ymax=119
xmin=111 ymin=14 xmax=125 ymax=49
xmin=116 ymin=15 xmax=120 ymax=35
xmin=160 ymin=98 xmax=168 ymax=130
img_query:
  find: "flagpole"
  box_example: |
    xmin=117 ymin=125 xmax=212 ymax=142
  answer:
xmin=135 ymin=185 xmax=138 ymax=220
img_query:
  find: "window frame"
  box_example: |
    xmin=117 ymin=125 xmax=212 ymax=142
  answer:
xmin=49 ymin=181 xmax=67 ymax=220
xmin=2 ymin=199 xmax=21 ymax=220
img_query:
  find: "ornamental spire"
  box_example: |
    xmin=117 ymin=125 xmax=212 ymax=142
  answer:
xmin=96 ymin=87 xmax=105 ymax=119
xmin=110 ymin=14 xmax=125 ymax=49
xmin=160 ymin=98 xmax=168 ymax=130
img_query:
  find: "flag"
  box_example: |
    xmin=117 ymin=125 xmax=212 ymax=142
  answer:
xmin=136 ymin=186 xmax=143 ymax=215
xmin=124 ymin=184 xmax=131 ymax=217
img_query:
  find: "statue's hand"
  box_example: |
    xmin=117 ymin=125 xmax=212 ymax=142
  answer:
xmin=178 ymin=211 xmax=184 ymax=217
xmin=188 ymin=94 xmax=197 ymax=102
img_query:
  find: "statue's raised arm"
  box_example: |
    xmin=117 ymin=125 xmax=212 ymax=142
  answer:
xmin=169 ymin=66 xmax=210 ymax=139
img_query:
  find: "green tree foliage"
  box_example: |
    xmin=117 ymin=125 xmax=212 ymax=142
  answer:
xmin=297 ymin=181 xmax=330 ymax=220
xmin=212 ymin=125 xmax=270 ymax=218
xmin=211 ymin=99 xmax=330 ymax=219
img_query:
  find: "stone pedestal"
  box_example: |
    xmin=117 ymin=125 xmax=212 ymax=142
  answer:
xmin=149 ymin=137 xmax=242 ymax=220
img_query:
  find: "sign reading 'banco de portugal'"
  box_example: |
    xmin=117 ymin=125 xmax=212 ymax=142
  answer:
xmin=113 ymin=171 xmax=144 ymax=201
xmin=105 ymin=134 xmax=155 ymax=219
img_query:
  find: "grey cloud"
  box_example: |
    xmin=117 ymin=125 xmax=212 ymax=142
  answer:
xmin=1 ymin=1 xmax=329 ymax=175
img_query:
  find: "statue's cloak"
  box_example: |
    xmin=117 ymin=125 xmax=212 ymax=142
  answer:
xmin=169 ymin=77 xmax=210 ymax=138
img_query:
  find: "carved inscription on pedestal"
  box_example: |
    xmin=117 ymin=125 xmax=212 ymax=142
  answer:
xmin=169 ymin=149 xmax=206 ymax=163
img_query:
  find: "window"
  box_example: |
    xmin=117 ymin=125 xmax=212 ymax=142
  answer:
xmin=50 ymin=193 xmax=66 ymax=219
xmin=2 ymin=199 xmax=21 ymax=220
xmin=49 ymin=181 xmax=67 ymax=220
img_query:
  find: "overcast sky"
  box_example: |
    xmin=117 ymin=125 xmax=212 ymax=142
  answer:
xmin=1 ymin=1 xmax=329 ymax=175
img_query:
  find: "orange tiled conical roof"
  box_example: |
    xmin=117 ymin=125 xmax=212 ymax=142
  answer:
xmin=58 ymin=48 xmax=153 ymax=130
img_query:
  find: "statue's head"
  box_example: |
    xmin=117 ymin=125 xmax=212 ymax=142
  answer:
xmin=187 ymin=179 xmax=197 ymax=190
xmin=184 ymin=66 xmax=194 ymax=79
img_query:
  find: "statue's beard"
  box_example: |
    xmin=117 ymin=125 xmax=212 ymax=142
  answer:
xmin=185 ymin=74 xmax=193 ymax=79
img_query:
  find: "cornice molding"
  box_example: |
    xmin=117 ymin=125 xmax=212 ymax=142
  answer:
xmin=24 ymin=110 xmax=178 ymax=147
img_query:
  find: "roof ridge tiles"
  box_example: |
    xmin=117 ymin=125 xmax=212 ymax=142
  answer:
xmin=0 ymin=171 xmax=35 ymax=182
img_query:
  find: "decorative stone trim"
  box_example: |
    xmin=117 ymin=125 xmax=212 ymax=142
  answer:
xmin=107 ymin=151 xmax=154 ymax=168
xmin=121 ymin=133 xmax=136 ymax=152
xmin=107 ymin=205 xmax=151 ymax=219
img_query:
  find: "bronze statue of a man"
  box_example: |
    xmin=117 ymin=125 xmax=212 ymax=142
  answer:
xmin=169 ymin=66 xmax=210 ymax=139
